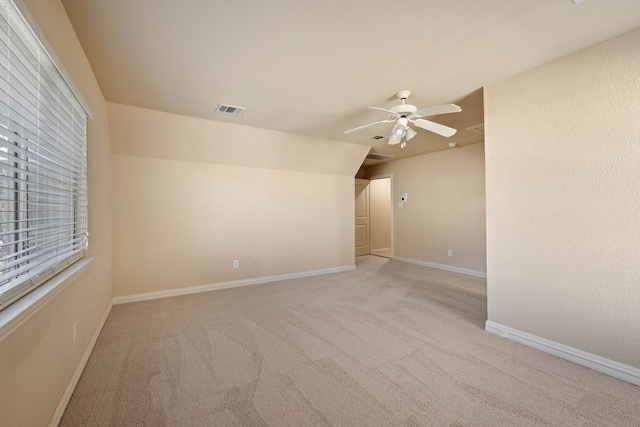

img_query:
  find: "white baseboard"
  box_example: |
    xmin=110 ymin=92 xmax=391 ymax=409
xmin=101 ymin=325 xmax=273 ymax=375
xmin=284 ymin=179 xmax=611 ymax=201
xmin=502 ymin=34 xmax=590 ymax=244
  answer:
xmin=113 ymin=265 xmax=356 ymax=305
xmin=50 ymin=299 xmax=114 ymax=427
xmin=485 ymin=320 xmax=640 ymax=387
xmin=393 ymin=256 xmax=487 ymax=278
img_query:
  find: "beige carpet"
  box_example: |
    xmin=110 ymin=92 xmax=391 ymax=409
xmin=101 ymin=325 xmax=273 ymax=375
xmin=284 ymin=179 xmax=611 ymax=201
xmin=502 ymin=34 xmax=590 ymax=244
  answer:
xmin=61 ymin=256 xmax=640 ymax=426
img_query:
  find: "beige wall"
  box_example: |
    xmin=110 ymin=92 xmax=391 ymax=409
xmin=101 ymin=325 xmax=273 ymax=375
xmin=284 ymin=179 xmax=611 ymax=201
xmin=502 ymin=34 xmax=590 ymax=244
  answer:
xmin=484 ymin=28 xmax=640 ymax=368
xmin=0 ymin=0 xmax=113 ymax=425
xmin=367 ymin=143 xmax=486 ymax=273
xmin=370 ymin=178 xmax=391 ymax=251
xmin=108 ymin=102 xmax=368 ymax=176
xmin=110 ymin=103 xmax=367 ymax=297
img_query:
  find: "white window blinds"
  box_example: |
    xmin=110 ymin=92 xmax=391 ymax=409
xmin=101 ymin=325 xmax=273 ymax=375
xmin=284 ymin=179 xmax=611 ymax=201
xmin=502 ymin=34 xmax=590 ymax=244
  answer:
xmin=0 ymin=0 xmax=88 ymax=310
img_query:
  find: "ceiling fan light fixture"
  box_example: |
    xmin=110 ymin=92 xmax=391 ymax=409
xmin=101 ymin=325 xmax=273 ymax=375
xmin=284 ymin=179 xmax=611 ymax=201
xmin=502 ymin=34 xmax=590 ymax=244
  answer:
xmin=389 ymin=133 xmax=402 ymax=145
xmin=345 ymin=90 xmax=462 ymax=140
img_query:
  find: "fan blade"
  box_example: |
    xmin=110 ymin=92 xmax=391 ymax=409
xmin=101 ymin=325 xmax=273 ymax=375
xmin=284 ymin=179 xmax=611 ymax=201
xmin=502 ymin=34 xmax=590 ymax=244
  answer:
xmin=415 ymin=104 xmax=461 ymax=117
xmin=368 ymin=106 xmax=399 ymax=116
xmin=388 ymin=133 xmax=402 ymax=145
xmin=344 ymin=119 xmax=394 ymax=134
xmin=414 ymin=119 xmax=457 ymax=137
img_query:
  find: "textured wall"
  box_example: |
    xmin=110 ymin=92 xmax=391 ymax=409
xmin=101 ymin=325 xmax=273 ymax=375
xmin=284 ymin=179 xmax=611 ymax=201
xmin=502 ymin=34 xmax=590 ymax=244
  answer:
xmin=107 ymin=103 xmax=369 ymax=176
xmin=112 ymin=155 xmax=355 ymax=296
xmin=485 ymin=28 xmax=640 ymax=368
xmin=367 ymin=143 xmax=486 ymax=273
xmin=109 ymin=103 xmax=365 ymax=297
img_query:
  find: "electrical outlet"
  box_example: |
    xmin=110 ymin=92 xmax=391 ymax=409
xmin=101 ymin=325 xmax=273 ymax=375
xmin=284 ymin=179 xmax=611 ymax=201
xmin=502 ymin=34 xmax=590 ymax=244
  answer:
xmin=233 ymin=260 xmax=239 ymax=268
xmin=72 ymin=323 xmax=77 ymax=343
xmin=447 ymin=250 xmax=453 ymax=257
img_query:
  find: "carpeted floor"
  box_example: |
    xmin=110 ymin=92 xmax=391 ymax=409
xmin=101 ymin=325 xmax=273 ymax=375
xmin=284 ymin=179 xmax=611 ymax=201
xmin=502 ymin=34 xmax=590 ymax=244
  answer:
xmin=60 ymin=256 xmax=640 ymax=426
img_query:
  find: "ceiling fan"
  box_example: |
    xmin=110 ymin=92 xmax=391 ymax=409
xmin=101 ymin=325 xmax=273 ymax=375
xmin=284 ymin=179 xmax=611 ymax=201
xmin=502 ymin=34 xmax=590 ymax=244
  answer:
xmin=345 ymin=90 xmax=461 ymax=147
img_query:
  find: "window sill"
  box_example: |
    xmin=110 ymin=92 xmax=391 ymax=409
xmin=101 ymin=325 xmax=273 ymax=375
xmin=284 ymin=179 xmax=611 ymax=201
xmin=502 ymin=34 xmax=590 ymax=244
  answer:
xmin=0 ymin=257 xmax=94 ymax=344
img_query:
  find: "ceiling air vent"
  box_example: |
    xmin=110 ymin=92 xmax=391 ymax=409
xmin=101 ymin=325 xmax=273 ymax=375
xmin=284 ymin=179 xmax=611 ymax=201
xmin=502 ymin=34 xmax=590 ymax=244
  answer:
xmin=465 ymin=123 xmax=484 ymax=135
xmin=215 ymin=104 xmax=246 ymax=115
xmin=366 ymin=153 xmax=395 ymax=161
xmin=369 ymin=134 xmax=386 ymax=140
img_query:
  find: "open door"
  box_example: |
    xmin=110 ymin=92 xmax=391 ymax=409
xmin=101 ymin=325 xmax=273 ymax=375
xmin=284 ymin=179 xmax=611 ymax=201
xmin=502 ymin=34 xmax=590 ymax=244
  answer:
xmin=369 ymin=177 xmax=392 ymax=258
xmin=355 ymin=178 xmax=369 ymax=256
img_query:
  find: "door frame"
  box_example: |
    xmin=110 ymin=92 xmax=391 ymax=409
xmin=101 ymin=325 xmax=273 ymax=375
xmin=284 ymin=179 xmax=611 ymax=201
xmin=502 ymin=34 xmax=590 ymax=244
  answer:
xmin=367 ymin=173 xmax=394 ymax=258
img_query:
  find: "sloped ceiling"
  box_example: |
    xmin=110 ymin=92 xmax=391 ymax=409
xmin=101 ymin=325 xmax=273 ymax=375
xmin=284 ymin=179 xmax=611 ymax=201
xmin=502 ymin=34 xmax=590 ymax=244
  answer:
xmin=61 ymin=0 xmax=640 ymax=165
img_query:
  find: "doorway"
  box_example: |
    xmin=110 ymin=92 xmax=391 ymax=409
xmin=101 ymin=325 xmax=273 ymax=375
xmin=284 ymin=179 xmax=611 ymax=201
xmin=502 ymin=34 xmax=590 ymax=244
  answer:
xmin=354 ymin=178 xmax=370 ymax=256
xmin=369 ymin=177 xmax=392 ymax=258
xmin=354 ymin=176 xmax=393 ymax=258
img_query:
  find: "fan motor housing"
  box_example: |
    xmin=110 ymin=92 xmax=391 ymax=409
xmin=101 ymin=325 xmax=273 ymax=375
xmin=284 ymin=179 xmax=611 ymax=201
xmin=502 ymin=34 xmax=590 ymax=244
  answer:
xmin=390 ymin=104 xmax=417 ymax=117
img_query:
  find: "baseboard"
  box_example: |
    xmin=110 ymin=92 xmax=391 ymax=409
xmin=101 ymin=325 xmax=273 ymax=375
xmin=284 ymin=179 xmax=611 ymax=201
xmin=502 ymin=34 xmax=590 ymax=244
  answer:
xmin=49 ymin=299 xmax=114 ymax=427
xmin=485 ymin=320 xmax=640 ymax=387
xmin=393 ymin=256 xmax=487 ymax=278
xmin=113 ymin=264 xmax=356 ymax=305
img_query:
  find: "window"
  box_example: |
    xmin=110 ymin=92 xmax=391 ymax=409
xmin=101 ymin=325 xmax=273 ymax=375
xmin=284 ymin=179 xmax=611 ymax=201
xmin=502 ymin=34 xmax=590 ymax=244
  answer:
xmin=0 ymin=0 xmax=88 ymax=311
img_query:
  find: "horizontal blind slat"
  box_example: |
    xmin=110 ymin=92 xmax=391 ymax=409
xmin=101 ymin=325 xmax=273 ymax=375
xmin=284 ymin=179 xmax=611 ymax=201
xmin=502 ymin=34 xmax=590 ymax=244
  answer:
xmin=0 ymin=251 xmax=83 ymax=309
xmin=0 ymin=132 xmax=84 ymax=175
xmin=0 ymin=236 xmax=83 ymax=270
xmin=0 ymin=221 xmax=82 ymax=239
xmin=1 ymin=242 xmax=83 ymax=286
xmin=0 ymin=165 xmax=83 ymax=189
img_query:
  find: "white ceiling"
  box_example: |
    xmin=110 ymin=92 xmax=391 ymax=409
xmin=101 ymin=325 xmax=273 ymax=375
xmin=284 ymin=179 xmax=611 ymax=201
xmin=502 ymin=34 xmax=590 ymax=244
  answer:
xmin=61 ymin=0 xmax=640 ymax=165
